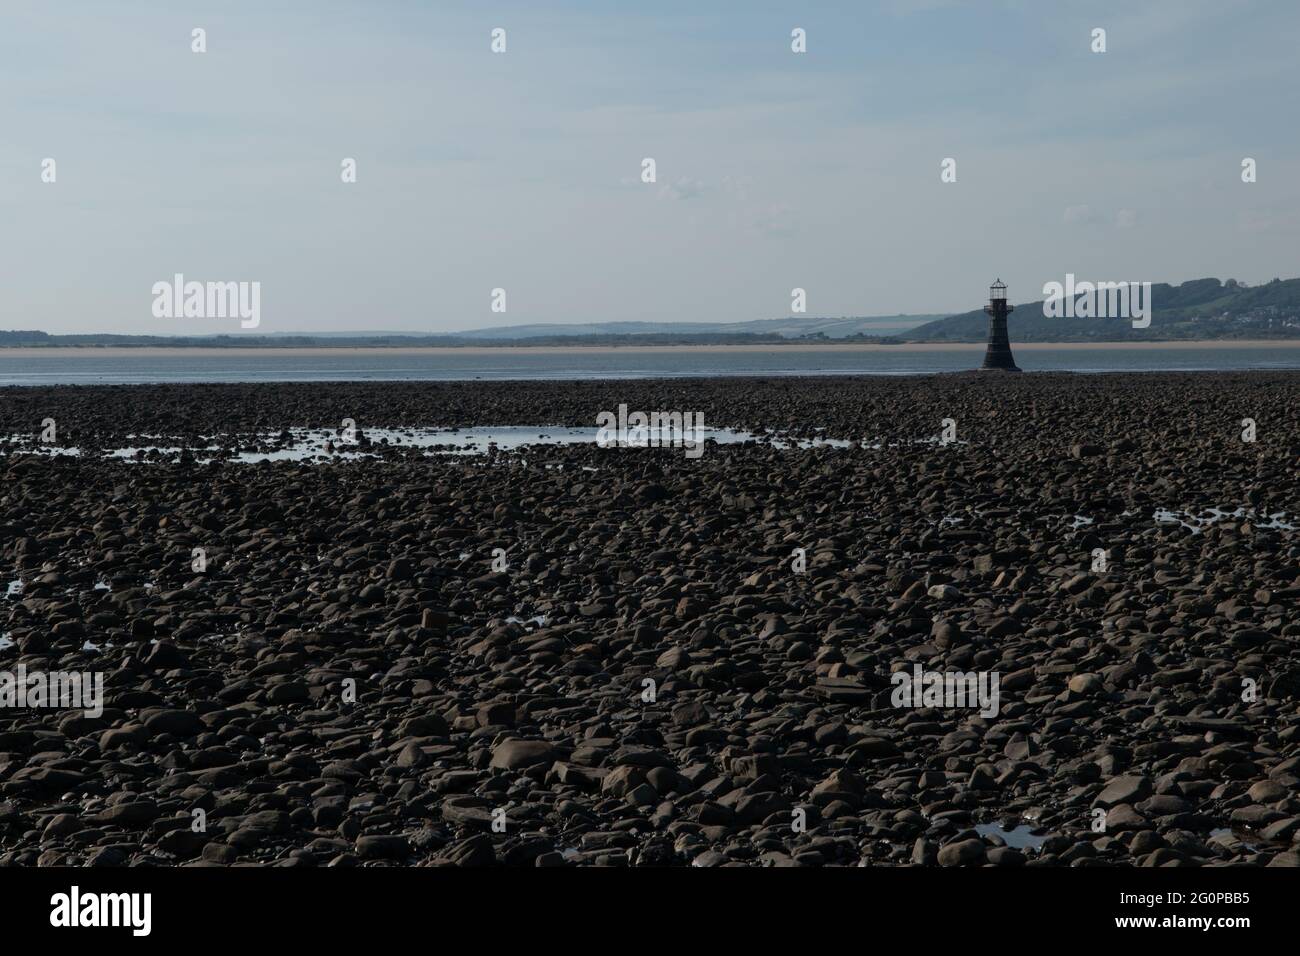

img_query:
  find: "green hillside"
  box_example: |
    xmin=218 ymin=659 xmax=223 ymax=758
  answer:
xmin=907 ymin=277 xmax=1300 ymax=342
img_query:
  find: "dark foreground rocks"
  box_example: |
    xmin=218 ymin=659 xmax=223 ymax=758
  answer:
xmin=0 ymin=372 xmax=1297 ymax=867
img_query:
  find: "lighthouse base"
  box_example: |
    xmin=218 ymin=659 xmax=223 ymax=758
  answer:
xmin=979 ymin=356 xmax=1022 ymax=372
xmin=980 ymin=340 xmax=1021 ymax=371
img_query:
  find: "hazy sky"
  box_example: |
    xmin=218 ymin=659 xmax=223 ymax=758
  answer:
xmin=2 ymin=0 xmax=1297 ymax=335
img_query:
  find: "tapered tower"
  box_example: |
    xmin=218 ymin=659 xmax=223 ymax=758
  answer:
xmin=980 ymin=279 xmax=1021 ymax=371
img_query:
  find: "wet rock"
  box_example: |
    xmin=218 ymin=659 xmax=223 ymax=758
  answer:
xmin=1096 ymin=775 xmax=1151 ymax=808
xmin=937 ymin=839 xmax=986 ymax=867
xmin=489 ymin=739 xmax=557 ymax=771
xmin=355 ymin=834 xmax=411 ymax=861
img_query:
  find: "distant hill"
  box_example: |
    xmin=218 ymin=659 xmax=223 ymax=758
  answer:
xmin=0 ymin=314 xmax=938 ymax=348
xmin=448 ymin=314 xmax=942 ymax=339
xmin=0 ymin=330 xmax=909 ymax=348
xmin=907 ymin=277 xmax=1300 ymax=342
xmin=4 ymin=277 xmax=1298 ymax=346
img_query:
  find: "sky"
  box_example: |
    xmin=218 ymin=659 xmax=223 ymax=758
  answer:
xmin=1 ymin=0 xmax=1297 ymax=335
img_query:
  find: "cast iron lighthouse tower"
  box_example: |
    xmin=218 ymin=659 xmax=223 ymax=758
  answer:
xmin=980 ymin=279 xmax=1021 ymax=371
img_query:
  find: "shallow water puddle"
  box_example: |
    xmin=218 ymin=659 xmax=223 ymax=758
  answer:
xmin=1154 ymin=507 xmax=1295 ymax=532
xmin=231 ymin=425 xmax=851 ymax=460
xmin=974 ymin=822 xmax=1048 ymax=851
xmin=3 ymin=425 xmax=860 ymax=462
xmin=1208 ymin=827 xmax=1274 ymax=851
xmin=3 ymin=445 xmax=82 ymax=457
xmin=0 ymin=631 xmax=108 ymax=652
xmin=1066 ymin=509 xmax=1293 ymax=532
xmin=506 ymin=614 xmax=550 ymax=628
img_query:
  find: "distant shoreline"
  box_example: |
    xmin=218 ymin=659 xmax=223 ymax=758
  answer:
xmin=1 ymin=340 xmax=1299 ymax=357
xmin=0 ymin=338 xmax=1294 ymax=356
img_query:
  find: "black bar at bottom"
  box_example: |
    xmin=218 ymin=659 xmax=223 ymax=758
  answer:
xmin=0 ymin=864 xmax=1282 ymax=941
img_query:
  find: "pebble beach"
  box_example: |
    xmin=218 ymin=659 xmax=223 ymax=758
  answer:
xmin=0 ymin=371 xmax=1296 ymax=867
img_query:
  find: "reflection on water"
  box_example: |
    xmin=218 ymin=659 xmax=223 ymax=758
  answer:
xmin=974 ymin=822 xmax=1049 ymax=851
xmin=2 ymin=426 xmax=851 ymax=463
xmin=1154 ymin=507 xmax=1295 ymax=532
xmin=0 ymin=345 xmax=1298 ymax=385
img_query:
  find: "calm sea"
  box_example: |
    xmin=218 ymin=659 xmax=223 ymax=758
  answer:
xmin=0 ymin=345 xmax=1297 ymax=385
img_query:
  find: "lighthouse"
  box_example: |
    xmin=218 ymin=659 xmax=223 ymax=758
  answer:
xmin=980 ymin=279 xmax=1021 ymax=371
